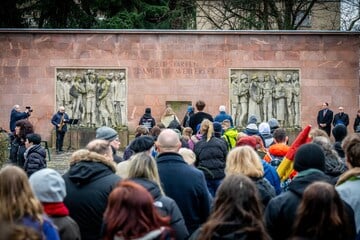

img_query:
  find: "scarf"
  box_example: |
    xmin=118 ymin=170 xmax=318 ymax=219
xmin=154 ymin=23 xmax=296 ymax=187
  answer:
xmin=42 ymin=202 xmax=69 ymax=217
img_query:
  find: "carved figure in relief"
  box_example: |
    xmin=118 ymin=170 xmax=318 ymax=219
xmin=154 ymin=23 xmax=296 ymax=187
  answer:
xmin=56 ymin=72 xmax=65 ymax=109
xmin=238 ymin=73 xmax=250 ymax=126
xmin=97 ymin=75 xmax=115 ymax=126
xmin=230 ymin=74 xmax=240 ymax=126
xmin=261 ymin=73 xmax=273 ymax=122
xmin=273 ymin=76 xmax=286 ymax=126
xmin=284 ymin=73 xmax=294 ymax=127
xmin=248 ymin=74 xmax=262 ymax=123
xmin=64 ymin=74 xmax=73 ymax=117
xmin=293 ymin=72 xmax=300 ymax=127
xmin=112 ymin=72 xmax=126 ymax=126
xmin=71 ymin=74 xmax=86 ymax=120
xmin=84 ymin=70 xmax=97 ymax=127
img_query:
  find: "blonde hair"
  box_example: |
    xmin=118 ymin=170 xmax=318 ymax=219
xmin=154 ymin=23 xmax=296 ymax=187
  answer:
xmin=127 ymin=152 xmax=165 ymax=195
xmin=225 ymin=146 xmax=264 ymax=178
xmin=0 ymin=166 xmax=43 ymax=223
xmin=182 ymin=127 xmax=193 ymax=141
xmin=200 ymin=119 xmax=214 ymax=142
xmin=179 ymin=148 xmax=196 ymax=165
xmin=162 ymin=107 xmax=176 ymax=117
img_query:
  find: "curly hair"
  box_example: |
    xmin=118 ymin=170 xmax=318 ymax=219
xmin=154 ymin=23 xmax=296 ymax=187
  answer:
xmin=15 ymin=119 xmax=34 ymax=140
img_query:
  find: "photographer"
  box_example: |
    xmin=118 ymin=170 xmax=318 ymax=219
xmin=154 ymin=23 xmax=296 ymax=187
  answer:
xmin=9 ymin=105 xmax=31 ymax=133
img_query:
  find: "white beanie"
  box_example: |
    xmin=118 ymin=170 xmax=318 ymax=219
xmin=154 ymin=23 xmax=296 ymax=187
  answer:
xmin=29 ymin=168 xmax=66 ymax=203
xmin=259 ymin=122 xmax=271 ymax=135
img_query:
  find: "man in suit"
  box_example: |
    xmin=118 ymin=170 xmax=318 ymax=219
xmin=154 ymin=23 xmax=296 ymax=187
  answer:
xmin=333 ymin=106 xmax=349 ymax=127
xmin=317 ymin=102 xmax=333 ymax=136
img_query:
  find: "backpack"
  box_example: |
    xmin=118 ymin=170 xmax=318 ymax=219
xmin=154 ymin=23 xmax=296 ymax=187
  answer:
xmin=222 ymin=128 xmax=238 ymax=151
xmin=268 ymin=154 xmax=285 ymax=169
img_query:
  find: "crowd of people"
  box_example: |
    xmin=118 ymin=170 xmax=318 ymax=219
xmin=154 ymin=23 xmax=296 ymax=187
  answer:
xmin=3 ymin=101 xmax=360 ymax=239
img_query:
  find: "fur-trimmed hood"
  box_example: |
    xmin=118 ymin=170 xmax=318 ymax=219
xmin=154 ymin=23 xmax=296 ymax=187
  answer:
xmin=67 ymin=149 xmax=117 ymax=185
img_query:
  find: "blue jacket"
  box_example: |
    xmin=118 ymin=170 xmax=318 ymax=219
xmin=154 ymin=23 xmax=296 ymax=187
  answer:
xmin=214 ymin=111 xmax=234 ymax=126
xmin=51 ymin=111 xmax=70 ymax=132
xmin=9 ymin=109 xmax=29 ymax=132
xmin=156 ymin=152 xmax=211 ymax=235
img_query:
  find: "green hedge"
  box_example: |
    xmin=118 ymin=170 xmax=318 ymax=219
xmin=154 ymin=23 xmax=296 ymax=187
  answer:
xmin=0 ymin=132 xmax=9 ymax=168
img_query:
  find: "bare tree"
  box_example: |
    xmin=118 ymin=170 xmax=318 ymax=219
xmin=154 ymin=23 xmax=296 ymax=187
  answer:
xmin=196 ymin=0 xmax=341 ymax=30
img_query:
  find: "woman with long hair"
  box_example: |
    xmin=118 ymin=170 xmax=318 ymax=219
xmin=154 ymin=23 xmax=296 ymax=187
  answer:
xmin=103 ymin=180 xmax=174 ymax=240
xmin=127 ymin=152 xmax=189 ymax=239
xmin=0 ymin=165 xmax=60 ymax=239
xmin=193 ymin=119 xmax=228 ymax=197
xmin=190 ymin=174 xmax=270 ymax=240
xmin=225 ymin=146 xmax=275 ymax=208
xmin=161 ymin=107 xmax=180 ymax=128
xmin=292 ymin=181 xmax=356 ymax=240
xmin=9 ymin=119 xmax=34 ymax=167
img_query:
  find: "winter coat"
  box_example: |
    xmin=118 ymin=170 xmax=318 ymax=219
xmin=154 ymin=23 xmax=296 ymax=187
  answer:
xmin=265 ymin=169 xmax=338 ymax=240
xmin=263 ymin=143 xmax=290 ymax=163
xmin=131 ymin=178 xmax=189 ymax=240
xmin=51 ymin=216 xmax=81 ymax=240
xmin=251 ymin=177 xmax=276 ymax=208
xmin=188 ymin=134 xmax=202 ymax=150
xmin=354 ymin=116 xmax=360 ymax=132
xmin=63 ymin=151 xmax=121 ymax=240
xmin=214 ymin=111 xmax=234 ymax=126
xmin=139 ymin=113 xmax=156 ymax=130
xmin=262 ymin=160 xmax=282 ymax=195
xmin=23 ymin=144 xmax=47 ymax=177
xmin=156 ymin=152 xmax=211 ymax=235
xmin=222 ymin=128 xmax=238 ymax=151
xmin=9 ymin=109 xmax=29 ymax=132
xmin=20 ymin=215 xmax=60 ymax=240
xmin=336 ymin=168 xmax=360 ymax=234
xmin=9 ymin=137 xmax=26 ymax=167
xmin=189 ymin=112 xmax=213 ymax=134
xmin=190 ymin=223 xmax=269 ymax=240
xmin=333 ymin=112 xmax=349 ymax=126
xmin=51 ymin=111 xmax=70 ymax=132
xmin=193 ymin=136 xmax=228 ymax=180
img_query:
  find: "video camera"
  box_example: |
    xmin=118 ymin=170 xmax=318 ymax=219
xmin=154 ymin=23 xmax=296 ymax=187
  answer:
xmin=25 ymin=106 xmax=33 ymax=112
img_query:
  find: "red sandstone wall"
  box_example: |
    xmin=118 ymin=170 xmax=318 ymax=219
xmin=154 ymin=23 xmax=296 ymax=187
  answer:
xmin=0 ymin=30 xmax=359 ymax=141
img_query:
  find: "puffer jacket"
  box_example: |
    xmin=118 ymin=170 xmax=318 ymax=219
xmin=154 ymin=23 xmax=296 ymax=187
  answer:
xmin=131 ymin=178 xmax=189 ymax=240
xmin=23 ymin=144 xmax=47 ymax=177
xmin=63 ymin=150 xmax=121 ymax=240
xmin=194 ymin=136 xmax=228 ymax=180
xmin=9 ymin=137 xmax=27 ymax=167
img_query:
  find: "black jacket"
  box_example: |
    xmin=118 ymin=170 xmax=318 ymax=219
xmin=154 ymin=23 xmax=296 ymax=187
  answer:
xmin=131 ymin=178 xmax=189 ymax=240
xmin=63 ymin=152 xmax=121 ymax=240
xmin=354 ymin=116 xmax=360 ymax=132
xmin=252 ymin=177 xmax=276 ymax=208
xmin=139 ymin=113 xmax=156 ymax=130
xmin=156 ymin=152 xmax=211 ymax=235
xmin=265 ymin=170 xmax=331 ymax=240
xmin=194 ymin=136 xmax=228 ymax=180
xmin=9 ymin=137 xmax=26 ymax=167
xmin=333 ymin=112 xmax=349 ymax=126
xmin=189 ymin=112 xmax=213 ymax=133
xmin=9 ymin=109 xmax=29 ymax=132
xmin=24 ymin=144 xmax=47 ymax=177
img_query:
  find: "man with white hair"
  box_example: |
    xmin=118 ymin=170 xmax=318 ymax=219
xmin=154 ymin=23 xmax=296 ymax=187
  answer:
xmin=156 ymin=129 xmax=211 ymax=235
xmin=9 ymin=104 xmax=31 ymax=133
xmin=51 ymin=106 xmax=70 ymax=154
xmin=214 ymin=105 xmax=234 ymax=127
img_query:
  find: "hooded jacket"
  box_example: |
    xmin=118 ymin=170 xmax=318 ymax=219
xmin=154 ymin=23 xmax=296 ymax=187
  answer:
xmin=139 ymin=113 xmax=156 ymax=130
xmin=63 ymin=150 xmax=121 ymax=240
xmin=24 ymin=144 xmax=47 ymax=177
xmin=265 ymin=169 xmax=331 ymax=240
xmin=131 ymin=178 xmax=189 ymax=240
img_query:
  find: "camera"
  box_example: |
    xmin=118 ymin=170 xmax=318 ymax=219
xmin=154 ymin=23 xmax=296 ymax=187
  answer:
xmin=25 ymin=106 xmax=33 ymax=112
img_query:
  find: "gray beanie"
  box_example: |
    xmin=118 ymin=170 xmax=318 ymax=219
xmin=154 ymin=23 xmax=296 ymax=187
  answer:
xmin=294 ymin=143 xmax=325 ymax=172
xmin=96 ymin=126 xmax=118 ymax=142
xmin=29 ymin=168 xmax=66 ymax=203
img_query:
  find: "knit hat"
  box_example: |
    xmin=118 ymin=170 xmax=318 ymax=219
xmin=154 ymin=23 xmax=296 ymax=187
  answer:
xmin=294 ymin=143 xmax=325 ymax=172
xmin=187 ymin=106 xmax=193 ymax=112
xmin=219 ymin=105 xmax=226 ymax=112
xmin=29 ymin=168 xmax=66 ymax=203
xmin=129 ymin=135 xmax=155 ymax=153
xmin=332 ymin=124 xmax=347 ymax=142
xmin=248 ymin=115 xmax=258 ymax=124
xmin=96 ymin=126 xmax=118 ymax=142
xmin=246 ymin=123 xmax=258 ymax=131
xmin=268 ymin=118 xmax=280 ymax=133
xmin=236 ymin=136 xmax=257 ymax=149
xmin=145 ymin=107 xmax=151 ymax=114
xmin=213 ymin=122 xmax=222 ymax=133
xmin=258 ymin=122 xmax=271 ymax=135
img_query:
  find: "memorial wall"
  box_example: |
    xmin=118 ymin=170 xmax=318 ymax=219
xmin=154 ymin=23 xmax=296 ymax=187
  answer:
xmin=0 ymin=30 xmax=359 ymax=143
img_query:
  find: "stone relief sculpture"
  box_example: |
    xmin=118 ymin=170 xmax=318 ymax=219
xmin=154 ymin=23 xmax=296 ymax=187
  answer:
xmin=56 ymin=69 xmax=127 ymax=128
xmin=229 ymin=69 xmax=300 ymax=128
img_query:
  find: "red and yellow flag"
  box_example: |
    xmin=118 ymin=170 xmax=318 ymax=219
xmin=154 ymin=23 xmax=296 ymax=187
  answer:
xmin=277 ymin=125 xmax=312 ymax=181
